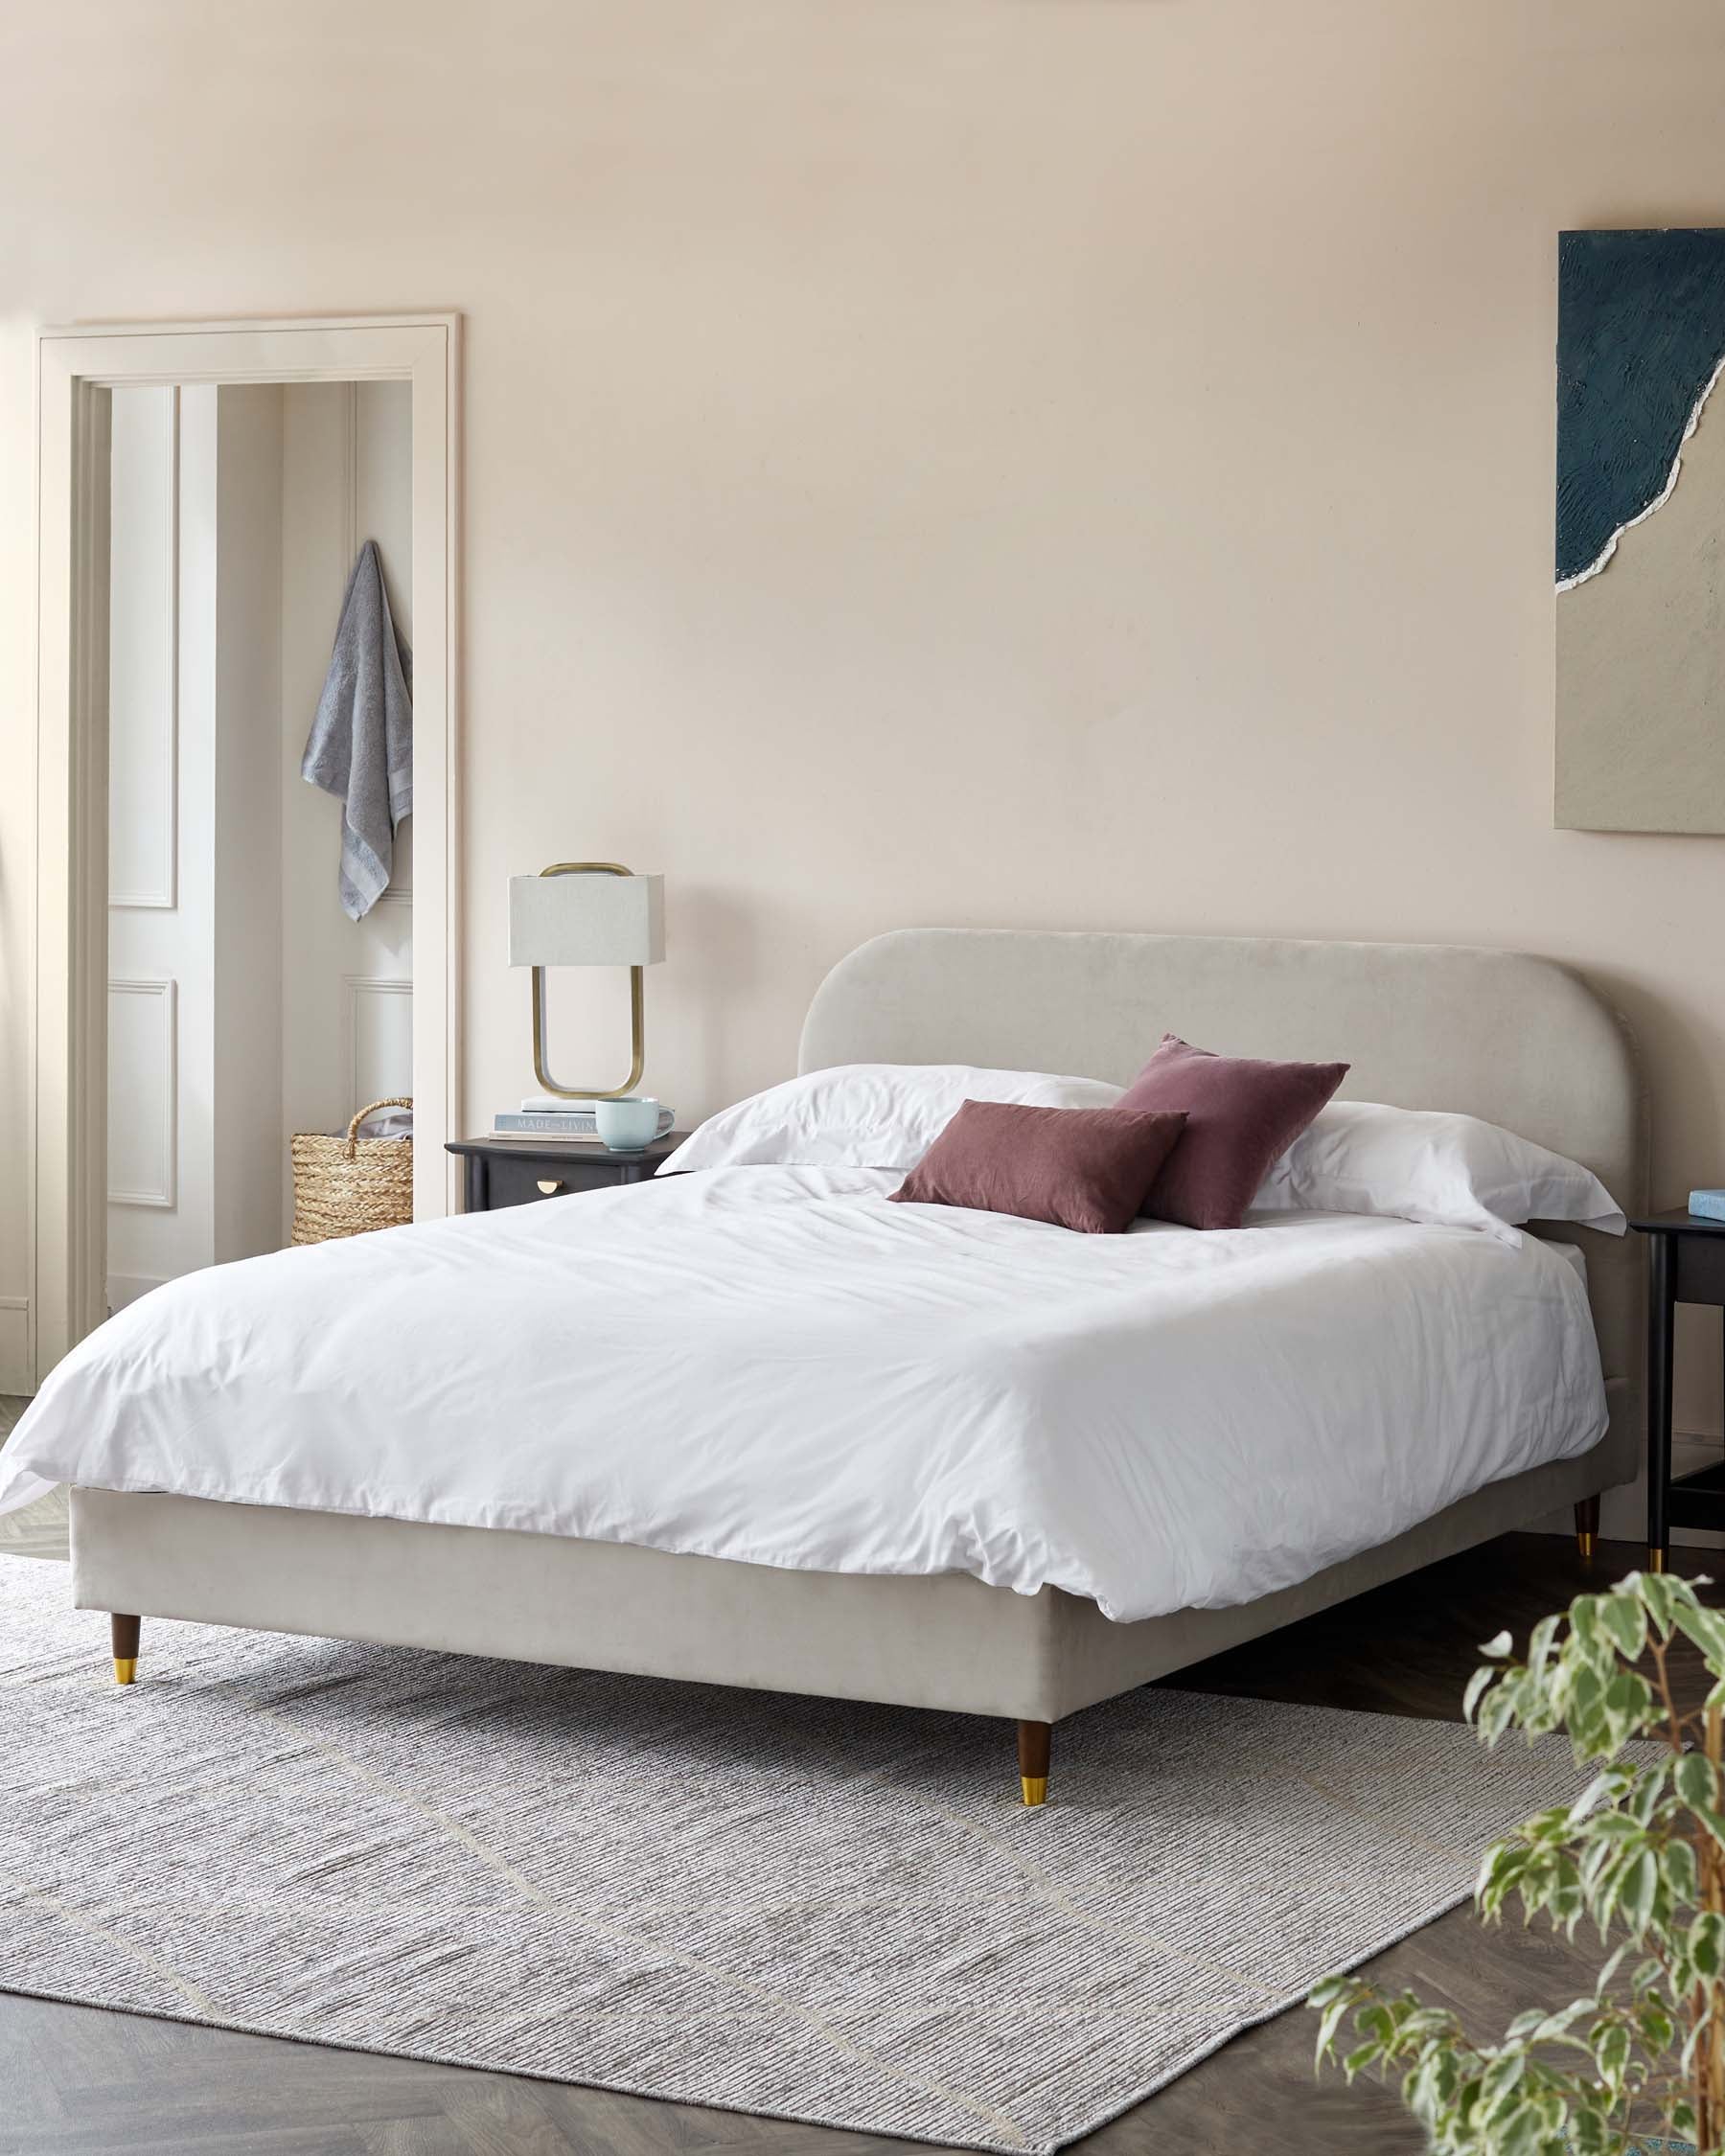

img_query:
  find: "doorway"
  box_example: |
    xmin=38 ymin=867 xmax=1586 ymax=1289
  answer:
xmin=33 ymin=316 xmax=459 ymax=1382
xmin=105 ymin=378 xmax=417 ymax=1310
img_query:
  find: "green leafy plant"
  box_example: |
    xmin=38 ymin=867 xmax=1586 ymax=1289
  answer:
xmin=1309 ymin=1569 xmax=1725 ymax=2155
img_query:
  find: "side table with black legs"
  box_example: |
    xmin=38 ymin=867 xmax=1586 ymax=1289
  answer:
xmin=1630 ymin=1208 xmax=1725 ymax=1573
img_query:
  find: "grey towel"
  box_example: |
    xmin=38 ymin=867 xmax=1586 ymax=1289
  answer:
xmin=301 ymin=540 xmax=413 ymax=920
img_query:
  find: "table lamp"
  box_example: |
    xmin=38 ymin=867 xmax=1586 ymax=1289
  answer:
xmin=507 ymin=861 xmax=665 ymax=1098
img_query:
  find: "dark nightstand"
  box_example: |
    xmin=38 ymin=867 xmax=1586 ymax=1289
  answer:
xmin=1630 ymin=1208 xmax=1725 ymax=1571
xmin=446 ymin=1133 xmax=688 ymax=1213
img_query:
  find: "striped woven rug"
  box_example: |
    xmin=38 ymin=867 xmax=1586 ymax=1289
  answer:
xmin=0 ymin=1553 xmax=1594 ymax=2153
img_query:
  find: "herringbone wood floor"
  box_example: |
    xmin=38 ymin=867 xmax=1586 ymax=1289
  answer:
xmin=0 ymin=1402 xmax=1698 ymax=2154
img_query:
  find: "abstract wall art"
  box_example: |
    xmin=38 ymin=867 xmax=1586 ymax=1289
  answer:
xmin=1555 ymin=228 xmax=1725 ymax=832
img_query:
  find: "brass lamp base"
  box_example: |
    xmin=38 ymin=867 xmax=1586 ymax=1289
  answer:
xmin=529 ymin=861 xmax=647 ymax=1099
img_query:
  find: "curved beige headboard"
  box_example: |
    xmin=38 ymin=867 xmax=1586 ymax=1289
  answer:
xmin=800 ymin=929 xmax=1646 ymax=1419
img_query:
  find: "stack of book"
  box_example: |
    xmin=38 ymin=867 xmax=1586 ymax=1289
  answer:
xmin=492 ymin=1097 xmax=676 ymax=1140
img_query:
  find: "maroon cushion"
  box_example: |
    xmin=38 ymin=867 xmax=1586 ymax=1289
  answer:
xmin=889 ymin=1099 xmax=1188 ymax=1235
xmin=1116 ymin=1034 xmax=1348 ymax=1230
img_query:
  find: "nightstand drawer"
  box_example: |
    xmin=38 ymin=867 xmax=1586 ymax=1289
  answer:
xmin=480 ymin=1153 xmax=621 ymax=1209
xmin=446 ymin=1134 xmax=687 ymax=1213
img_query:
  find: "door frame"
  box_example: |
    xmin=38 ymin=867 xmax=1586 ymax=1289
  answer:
xmin=33 ymin=312 xmax=461 ymax=1383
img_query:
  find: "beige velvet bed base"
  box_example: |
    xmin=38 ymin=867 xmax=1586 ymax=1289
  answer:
xmin=67 ymin=929 xmax=1647 ymax=1795
xmin=70 ymin=1427 xmax=1624 ymax=1729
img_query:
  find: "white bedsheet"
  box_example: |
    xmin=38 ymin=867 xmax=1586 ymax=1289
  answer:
xmin=0 ymin=1168 xmax=1607 ymax=1622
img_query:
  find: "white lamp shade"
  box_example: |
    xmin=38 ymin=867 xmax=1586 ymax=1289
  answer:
xmin=508 ymin=871 xmax=665 ymax=967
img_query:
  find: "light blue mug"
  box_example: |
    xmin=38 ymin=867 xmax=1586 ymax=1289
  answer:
xmin=593 ymin=1096 xmax=662 ymax=1152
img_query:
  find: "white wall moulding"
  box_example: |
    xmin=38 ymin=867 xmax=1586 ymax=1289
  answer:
xmin=106 ymin=978 xmax=176 ymax=1208
xmin=106 ymin=387 xmax=179 ymax=910
xmin=34 ymin=313 xmax=460 ymax=1384
xmin=344 ymin=975 xmax=414 ymax=1117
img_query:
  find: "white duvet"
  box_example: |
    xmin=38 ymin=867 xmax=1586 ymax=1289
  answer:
xmin=0 ymin=1167 xmax=1607 ymax=1623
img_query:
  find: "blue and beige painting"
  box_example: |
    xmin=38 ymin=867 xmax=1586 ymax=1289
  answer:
xmin=1555 ymin=228 xmax=1725 ymax=832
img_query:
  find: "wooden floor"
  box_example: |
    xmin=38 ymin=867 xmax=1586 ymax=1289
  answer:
xmin=0 ymin=1422 xmax=1699 ymax=2154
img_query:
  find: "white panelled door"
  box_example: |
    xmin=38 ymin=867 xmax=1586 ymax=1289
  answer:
xmin=107 ymin=386 xmax=215 ymax=1311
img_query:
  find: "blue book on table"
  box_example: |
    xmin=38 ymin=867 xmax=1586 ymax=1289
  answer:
xmin=1690 ymin=1189 xmax=1725 ymax=1222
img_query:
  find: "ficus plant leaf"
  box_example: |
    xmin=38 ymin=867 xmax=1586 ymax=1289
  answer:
xmin=1309 ymin=1569 xmax=1725 ymax=2154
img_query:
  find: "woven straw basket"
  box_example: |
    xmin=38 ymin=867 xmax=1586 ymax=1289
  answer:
xmin=290 ymin=1096 xmax=414 ymax=1246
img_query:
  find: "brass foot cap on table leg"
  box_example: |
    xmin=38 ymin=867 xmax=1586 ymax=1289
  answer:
xmin=1577 ymin=1532 xmax=1597 ymax=1560
xmin=112 ymin=1658 xmax=137 ymax=1686
xmin=1020 ymin=1777 xmax=1047 ymax=1808
xmin=1649 ymin=1549 xmax=1668 ymax=1575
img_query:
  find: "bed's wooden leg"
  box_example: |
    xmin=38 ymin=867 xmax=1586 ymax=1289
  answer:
xmin=1575 ymin=1496 xmax=1600 ymax=1563
xmin=1017 ymin=1719 xmax=1050 ymax=1807
xmin=110 ymin=1613 xmax=140 ymax=1686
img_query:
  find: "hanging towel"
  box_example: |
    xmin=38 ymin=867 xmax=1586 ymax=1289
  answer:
xmin=301 ymin=539 xmax=413 ymax=920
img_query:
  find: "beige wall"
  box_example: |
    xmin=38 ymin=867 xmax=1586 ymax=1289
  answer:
xmin=4 ymin=1 xmax=1725 ymax=1420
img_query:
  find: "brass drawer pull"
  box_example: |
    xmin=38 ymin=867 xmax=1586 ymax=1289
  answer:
xmin=536 ymin=1179 xmax=565 ymax=1196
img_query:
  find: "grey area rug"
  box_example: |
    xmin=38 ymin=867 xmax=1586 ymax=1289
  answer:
xmin=0 ymin=1555 xmax=1593 ymax=2154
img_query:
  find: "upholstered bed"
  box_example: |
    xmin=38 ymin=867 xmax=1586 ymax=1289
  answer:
xmin=23 ymin=930 xmax=1648 ymax=1803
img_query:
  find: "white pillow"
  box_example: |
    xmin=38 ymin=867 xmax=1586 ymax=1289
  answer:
xmin=1253 ymin=1099 xmax=1625 ymax=1244
xmin=657 ymin=1063 xmax=1124 ymax=1175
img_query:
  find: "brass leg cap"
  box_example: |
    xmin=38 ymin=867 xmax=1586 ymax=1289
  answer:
xmin=1650 ymin=1548 xmax=1668 ymax=1575
xmin=1020 ymin=1777 xmax=1047 ymax=1808
xmin=112 ymin=1658 xmax=137 ymax=1686
xmin=1577 ymin=1531 xmax=1596 ymax=1560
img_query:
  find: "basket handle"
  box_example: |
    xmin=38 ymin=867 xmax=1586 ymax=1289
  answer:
xmin=345 ymin=1096 xmax=413 ymax=1156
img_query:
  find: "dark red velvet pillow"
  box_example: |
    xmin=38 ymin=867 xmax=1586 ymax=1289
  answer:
xmin=1116 ymin=1034 xmax=1348 ymax=1230
xmin=889 ymin=1099 xmax=1188 ymax=1234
